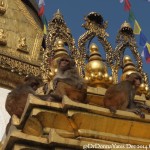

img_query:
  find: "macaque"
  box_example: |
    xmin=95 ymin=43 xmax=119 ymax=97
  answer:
xmin=5 ymin=76 xmax=43 ymax=118
xmin=49 ymin=56 xmax=87 ymax=103
xmin=104 ymin=73 xmax=150 ymax=118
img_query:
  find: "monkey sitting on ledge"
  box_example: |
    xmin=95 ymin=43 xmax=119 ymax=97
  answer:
xmin=104 ymin=72 xmax=150 ymax=118
xmin=48 ymin=56 xmax=87 ymax=103
xmin=5 ymin=76 xmax=43 ymax=118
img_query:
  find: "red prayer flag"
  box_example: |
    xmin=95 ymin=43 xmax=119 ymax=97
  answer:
xmin=38 ymin=5 xmax=44 ymax=16
xmin=124 ymin=0 xmax=131 ymax=11
xmin=144 ymin=45 xmax=150 ymax=63
xmin=146 ymin=57 xmax=150 ymax=63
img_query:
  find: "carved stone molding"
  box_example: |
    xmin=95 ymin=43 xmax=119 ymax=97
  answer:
xmin=0 ymin=55 xmax=40 ymax=76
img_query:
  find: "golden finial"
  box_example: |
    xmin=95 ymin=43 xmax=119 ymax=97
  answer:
xmin=89 ymin=43 xmax=102 ymax=61
xmin=54 ymin=39 xmax=68 ymax=58
xmin=90 ymin=43 xmax=98 ymax=53
xmin=52 ymin=9 xmax=64 ymax=23
xmin=120 ymin=21 xmax=132 ymax=30
xmin=119 ymin=21 xmax=133 ymax=36
xmin=121 ymin=55 xmax=139 ymax=81
xmin=120 ymin=55 xmax=149 ymax=96
xmin=85 ymin=43 xmax=113 ymax=87
xmin=55 ymin=39 xmax=64 ymax=48
xmin=50 ymin=39 xmax=69 ymax=74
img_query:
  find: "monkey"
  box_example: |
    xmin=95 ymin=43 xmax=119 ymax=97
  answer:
xmin=103 ymin=72 xmax=150 ymax=118
xmin=5 ymin=75 xmax=43 ymax=118
xmin=4 ymin=75 xmax=44 ymax=135
xmin=48 ymin=56 xmax=87 ymax=103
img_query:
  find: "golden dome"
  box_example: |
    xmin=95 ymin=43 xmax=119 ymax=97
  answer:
xmin=53 ymin=39 xmax=69 ymax=58
xmin=85 ymin=43 xmax=113 ymax=87
xmin=50 ymin=39 xmax=69 ymax=75
xmin=121 ymin=55 xmax=138 ymax=81
xmin=86 ymin=43 xmax=105 ymax=74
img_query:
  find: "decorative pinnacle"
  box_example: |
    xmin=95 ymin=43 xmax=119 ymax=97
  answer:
xmin=52 ymin=9 xmax=64 ymax=23
xmin=121 ymin=21 xmax=131 ymax=29
xmin=120 ymin=21 xmax=133 ymax=35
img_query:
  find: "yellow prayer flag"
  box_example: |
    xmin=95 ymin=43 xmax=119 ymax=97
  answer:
xmin=133 ymin=20 xmax=141 ymax=35
xmin=43 ymin=25 xmax=47 ymax=35
xmin=146 ymin=42 xmax=150 ymax=54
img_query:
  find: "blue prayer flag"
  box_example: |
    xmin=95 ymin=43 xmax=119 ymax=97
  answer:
xmin=139 ymin=32 xmax=148 ymax=47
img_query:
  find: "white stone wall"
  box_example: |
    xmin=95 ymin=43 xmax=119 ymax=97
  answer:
xmin=0 ymin=88 xmax=10 ymax=141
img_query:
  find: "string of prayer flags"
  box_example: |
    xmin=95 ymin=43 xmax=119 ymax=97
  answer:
xmin=119 ymin=0 xmax=150 ymax=63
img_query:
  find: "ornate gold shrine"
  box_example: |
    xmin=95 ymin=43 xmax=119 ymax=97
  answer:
xmin=1 ymin=1 xmax=150 ymax=150
xmin=0 ymin=0 xmax=43 ymax=89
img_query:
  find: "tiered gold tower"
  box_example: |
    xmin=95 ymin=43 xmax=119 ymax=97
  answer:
xmin=1 ymin=1 xmax=150 ymax=150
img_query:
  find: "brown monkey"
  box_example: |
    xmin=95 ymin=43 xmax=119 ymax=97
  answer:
xmin=5 ymin=75 xmax=43 ymax=118
xmin=50 ymin=56 xmax=87 ymax=103
xmin=103 ymin=72 xmax=149 ymax=118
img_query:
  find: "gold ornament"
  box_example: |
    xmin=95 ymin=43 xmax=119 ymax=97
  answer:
xmin=85 ymin=43 xmax=113 ymax=87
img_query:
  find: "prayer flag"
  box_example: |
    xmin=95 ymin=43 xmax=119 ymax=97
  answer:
xmin=42 ymin=15 xmax=48 ymax=35
xmin=38 ymin=5 xmax=44 ymax=16
xmin=38 ymin=0 xmax=45 ymax=7
xmin=124 ymin=0 xmax=131 ymax=11
xmin=44 ymin=25 xmax=47 ymax=35
xmin=120 ymin=0 xmax=124 ymax=3
xmin=144 ymin=45 xmax=150 ymax=63
xmin=141 ymin=50 xmax=144 ymax=58
xmin=133 ymin=20 xmax=141 ymax=35
xmin=139 ymin=32 xmax=148 ymax=47
xmin=128 ymin=10 xmax=135 ymax=23
xmin=146 ymin=42 xmax=150 ymax=54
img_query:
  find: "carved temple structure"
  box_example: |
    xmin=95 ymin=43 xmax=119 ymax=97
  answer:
xmin=1 ymin=0 xmax=150 ymax=149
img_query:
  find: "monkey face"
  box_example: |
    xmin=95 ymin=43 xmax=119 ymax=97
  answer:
xmin=126 ymin=73 xmax=142 ymax=88
xmin=24 ymin=76 xmax=42 ymax=91
xmin=134 ymin=77 xmax=142 ymax=88
xmin=59 ymin=58 xmax=70 ymax=70
xmin=31 ymin=82 xmax=40 ymax=91
xmin=58 ymin=57 xmax=70 ymax=71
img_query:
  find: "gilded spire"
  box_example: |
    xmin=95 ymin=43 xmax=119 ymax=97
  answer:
xmin=51 ymin=9 xmax=64 ymax=24
xmin=85 ymin=43 xmax=113 ymax=87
